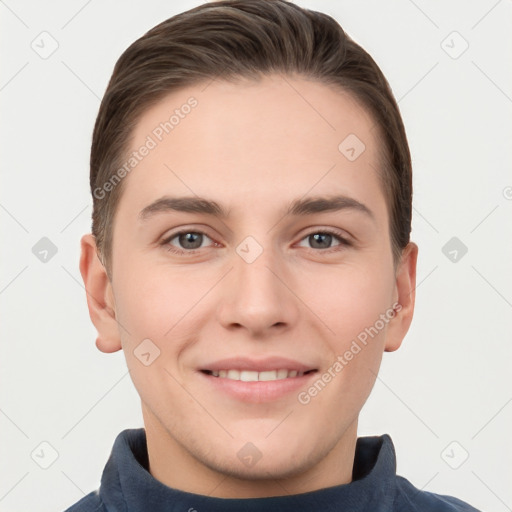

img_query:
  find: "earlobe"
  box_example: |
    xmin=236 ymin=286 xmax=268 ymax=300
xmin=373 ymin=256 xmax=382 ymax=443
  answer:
xmin=79 ymin=234 xmax=122 ymax=353
xmin=384 ymin=242 xmax=418 ymax=352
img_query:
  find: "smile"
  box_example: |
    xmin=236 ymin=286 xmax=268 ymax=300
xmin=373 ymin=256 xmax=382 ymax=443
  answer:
xmin=201 ymin=369 xmax=317 ymax=381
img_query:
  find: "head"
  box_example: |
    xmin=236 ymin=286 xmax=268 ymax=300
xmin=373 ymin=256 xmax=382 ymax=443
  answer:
xmin=80 ymin=0 xmax=417 ymax=496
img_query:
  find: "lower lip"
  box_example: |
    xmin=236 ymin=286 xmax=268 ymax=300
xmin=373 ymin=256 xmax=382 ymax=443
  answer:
xmin=198 ymin=371 xmax=318 ymax=403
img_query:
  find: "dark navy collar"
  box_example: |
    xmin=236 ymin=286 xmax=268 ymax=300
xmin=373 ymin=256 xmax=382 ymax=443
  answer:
xmin=100 ymin=428 xmax=397 ymax=511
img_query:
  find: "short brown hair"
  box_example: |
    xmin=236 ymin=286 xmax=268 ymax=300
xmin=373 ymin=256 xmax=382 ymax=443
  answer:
xmin=90 ymin=0 xmax=412 ymax=277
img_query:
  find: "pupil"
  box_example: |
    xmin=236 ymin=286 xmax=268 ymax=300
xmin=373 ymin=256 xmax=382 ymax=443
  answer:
xmin=310 ymin=233 xmax=332 ymax=249
xmin=179 ymin=232 xmax=202 ymax=249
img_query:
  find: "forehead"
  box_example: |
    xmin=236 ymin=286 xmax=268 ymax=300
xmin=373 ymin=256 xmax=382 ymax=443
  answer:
xmin=120 ymin=74 xmax=385 ymax=219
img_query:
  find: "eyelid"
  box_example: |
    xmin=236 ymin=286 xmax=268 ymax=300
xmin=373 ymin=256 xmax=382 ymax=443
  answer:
xmin=293 ymin=232 xmax=352 ymax=256
xmin=297 ymin=227 xmax=352 ymax=244
xmin=160 ymin=225 xmax=216 ymax=243
xmin=157 ymin=225 xmax=218 ymax=257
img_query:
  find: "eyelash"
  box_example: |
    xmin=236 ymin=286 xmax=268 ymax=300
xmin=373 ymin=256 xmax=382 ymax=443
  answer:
xmin=160 ymin=228 xmax=352 ymax=256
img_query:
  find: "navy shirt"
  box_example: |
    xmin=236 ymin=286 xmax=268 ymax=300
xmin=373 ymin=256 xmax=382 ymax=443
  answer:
xmin=64 ymin=429 xmax=480 ymax=511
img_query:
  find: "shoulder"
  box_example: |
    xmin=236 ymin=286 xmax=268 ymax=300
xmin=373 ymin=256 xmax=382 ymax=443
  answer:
xmin=62 ymin=490 xmax=106 ymax=512
xmin=394 ymin=475 xmax=481 ymax=512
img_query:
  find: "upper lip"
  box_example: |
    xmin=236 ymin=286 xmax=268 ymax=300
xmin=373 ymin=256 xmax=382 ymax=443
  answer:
xmin=200 ymin=356 xmax=317 ymax=373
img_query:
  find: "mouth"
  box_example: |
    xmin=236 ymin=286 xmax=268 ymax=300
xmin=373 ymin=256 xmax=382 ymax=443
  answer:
xmin=200 ymin=368 xmax=318 ymax=381
xmin=197 ymin=356 xmax=319 ymax=402
xmin=198 ymin=357 xmax=319 ymax=403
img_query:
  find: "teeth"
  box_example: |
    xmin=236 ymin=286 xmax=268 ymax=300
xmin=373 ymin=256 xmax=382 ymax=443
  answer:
xmin=276 ymin=369 xmax=288 ymax=379
xmin=240 ymin=370 xmax=259 ymax=382
xmin=259 ymin=370 xmax=278 ymax=381
xmin=208 ymin=369 xmax=310 ymax=381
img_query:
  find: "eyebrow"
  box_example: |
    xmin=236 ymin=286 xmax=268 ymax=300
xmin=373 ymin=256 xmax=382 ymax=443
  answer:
xmin=139 ymin=196 xmax=226 ymax=221
xmin=138 ymin=195 xmax=374 ymax=222
xmin=287 ymin=195 xmax=374 ymax=219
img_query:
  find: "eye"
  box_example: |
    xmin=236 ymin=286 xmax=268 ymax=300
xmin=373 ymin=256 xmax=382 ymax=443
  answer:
xmin=160 ymin=228 xmax=351 ymax=256
xmin=297 ymin=230 xmax=351 ymax=251
xmin=162 ymin=230 xmax=215 ymax=254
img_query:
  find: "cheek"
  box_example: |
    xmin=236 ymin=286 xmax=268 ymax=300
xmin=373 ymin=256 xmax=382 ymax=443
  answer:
xmin=310 ymin=265 xmax=395 ymax=404
xmin=114 ymin=258 xmax=207 ymax=339
xmin=111 ymin=263 xmax=206 ymax=415
xmin=294 ymin=262 xmax=395 ymax=406
xmin=112 ymin=260 xmax=218 ymax=388
xmin=300 ymin=261 xmax=395 ymax=344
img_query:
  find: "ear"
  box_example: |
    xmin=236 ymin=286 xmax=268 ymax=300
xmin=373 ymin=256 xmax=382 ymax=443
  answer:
xmin=384 ymin=242 xmax=418 ymax=352
xmin=79 ymin=234 xmax=121 ymax=353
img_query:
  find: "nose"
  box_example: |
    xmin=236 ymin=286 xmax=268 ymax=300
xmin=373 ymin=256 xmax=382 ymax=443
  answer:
xmin=216 ymin=244 xmax=300 ymax=337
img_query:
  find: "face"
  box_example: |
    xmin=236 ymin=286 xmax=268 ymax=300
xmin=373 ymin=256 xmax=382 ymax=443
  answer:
xmin=82 ymin=74 xmax=417 ymax=496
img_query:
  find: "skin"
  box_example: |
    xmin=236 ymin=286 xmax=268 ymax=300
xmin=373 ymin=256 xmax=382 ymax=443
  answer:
xmin=80 ymin=74 xmax=418 ymax=498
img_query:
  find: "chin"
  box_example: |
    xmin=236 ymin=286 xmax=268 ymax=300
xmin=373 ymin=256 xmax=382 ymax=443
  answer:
xmin=194 ymin=432 xmax=324 ymax=481
xmin=204 ymin=449 xmax=315 ymax=483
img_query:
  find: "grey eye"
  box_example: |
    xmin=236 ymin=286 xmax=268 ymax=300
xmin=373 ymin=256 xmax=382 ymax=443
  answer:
xmin=308 ymin=233 xmax=334 ymax=249
xmin=169 ymin=232 xmax=211 ymax=250
xmin=298 ymin=232 xmax=343 ymax=250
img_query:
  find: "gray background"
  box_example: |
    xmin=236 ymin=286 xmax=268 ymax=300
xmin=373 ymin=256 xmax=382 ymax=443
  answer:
xmin=1 ymin=1 xmax=511 ymax=511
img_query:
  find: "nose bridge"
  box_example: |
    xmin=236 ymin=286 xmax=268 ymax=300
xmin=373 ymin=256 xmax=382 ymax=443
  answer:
xmin=217 ymin=237 xmax=299 ymax=333
xmin=236 ymin=251 xmax=279 ymax=301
